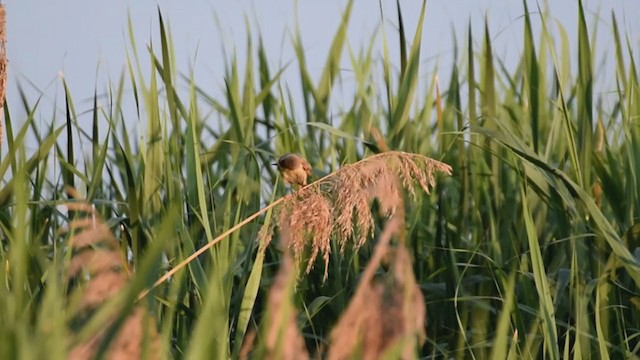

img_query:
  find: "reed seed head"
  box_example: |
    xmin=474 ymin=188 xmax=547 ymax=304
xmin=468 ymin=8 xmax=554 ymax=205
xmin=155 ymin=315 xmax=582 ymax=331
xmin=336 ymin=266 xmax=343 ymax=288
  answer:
xmin=270 ymin=151 xmax=452 ymax=280
xmin=278 ymin=186 xmax=332 ymax=280
xmin=63 ymin=191 xmax=161 ymax=360
xmin=327 ymin=218 xmax=426 ymax=360
xmin=263 ymin=240 xmax=310 ymax=360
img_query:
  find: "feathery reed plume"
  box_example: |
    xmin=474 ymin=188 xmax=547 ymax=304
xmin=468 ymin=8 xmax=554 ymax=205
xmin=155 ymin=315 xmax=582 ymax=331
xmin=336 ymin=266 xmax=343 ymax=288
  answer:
xmin=63 ymin=189 xmax=161 ymax=360
xmin=270 ymin=151 xmax=451 ymax=279
xmin=277 ymin=185 xmax=332 ymax=279
xmin=238 ymin=329 xmax=257 ymax=360
xmin=261 ymin=226 xmax=310 ymax=360
xmin=327 ymin=214 xmax=426 ymax=359
xmin=0 ymin=4 xmax=6 ymax=146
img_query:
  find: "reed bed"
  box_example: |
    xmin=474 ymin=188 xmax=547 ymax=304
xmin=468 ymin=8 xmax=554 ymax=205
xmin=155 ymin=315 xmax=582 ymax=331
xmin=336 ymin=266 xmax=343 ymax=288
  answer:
xmin=1 ymin=0 xmax=639 ymax=358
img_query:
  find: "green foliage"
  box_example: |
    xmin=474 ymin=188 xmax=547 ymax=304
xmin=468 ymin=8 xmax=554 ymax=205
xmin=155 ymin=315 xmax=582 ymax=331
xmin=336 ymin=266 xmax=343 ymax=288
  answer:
xmin=1 ymin=0 xmax=640 ymax=358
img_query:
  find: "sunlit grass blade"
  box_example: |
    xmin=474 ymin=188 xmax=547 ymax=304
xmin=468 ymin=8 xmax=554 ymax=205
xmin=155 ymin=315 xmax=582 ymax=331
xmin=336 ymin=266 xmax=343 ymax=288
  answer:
xmin=389 ymin=0 xmax=426 ymax=143
xmin=489 ymin=272 xmax=517 ymax=360
xmin=536 ymin=3 xmax=582 ymax=184
xmin=396 ymin=0 xmax=407 ymax=79
xmin=0 ymin=125 xmax=64 ymax=207
xmin=142 ymin=42 xmax=165 ymax=219
xmin=576 ymin=0 xmax=593 ymax=188
xmin=63 ymin=79 xmax=76 ymax=190
xmin=315 ymin=0 xmax=353 ymax=120
xmin=231 ymin=201 xmax=276 ymax=358
xmin=523 ymin=0 xmax=540 ymax=153
xmin=157 ymin=9 xmax=180 ymax=135
xmin=242 ymin=22 xmax=256 ymax=145
xmin=520 ymin=181 xmax=559 ymax=360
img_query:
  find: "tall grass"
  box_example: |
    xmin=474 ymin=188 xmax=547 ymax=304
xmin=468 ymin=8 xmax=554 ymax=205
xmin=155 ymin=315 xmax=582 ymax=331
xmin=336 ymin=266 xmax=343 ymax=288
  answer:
xmin=1 ymin=0 xmax=640 ymax=358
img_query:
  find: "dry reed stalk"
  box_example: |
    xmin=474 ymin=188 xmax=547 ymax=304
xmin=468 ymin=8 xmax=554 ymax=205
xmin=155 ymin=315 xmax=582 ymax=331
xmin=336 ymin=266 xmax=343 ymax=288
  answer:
xmin=63 ymin=189 xmax=161 ymax=360
xmin=0 ymin=4 xmax=6 ymax=146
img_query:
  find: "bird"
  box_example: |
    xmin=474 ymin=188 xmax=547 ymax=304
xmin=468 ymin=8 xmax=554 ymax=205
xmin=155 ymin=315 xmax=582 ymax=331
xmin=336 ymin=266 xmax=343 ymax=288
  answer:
xmin=273 ymin=153 xmax=312 ymax=187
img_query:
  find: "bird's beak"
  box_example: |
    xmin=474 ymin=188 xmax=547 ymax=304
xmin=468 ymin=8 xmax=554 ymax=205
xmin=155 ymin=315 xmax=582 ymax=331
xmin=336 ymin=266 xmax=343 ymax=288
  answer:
xmin=271 ymin=162 xmax=278 ymax=167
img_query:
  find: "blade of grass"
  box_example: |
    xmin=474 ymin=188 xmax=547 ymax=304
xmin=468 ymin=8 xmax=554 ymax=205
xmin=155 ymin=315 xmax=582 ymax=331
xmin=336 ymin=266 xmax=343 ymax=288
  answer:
xmin=389 ymin=0 xmax=427 ymax=142
xmin=520 ymin=181 xmax=559 ymax=360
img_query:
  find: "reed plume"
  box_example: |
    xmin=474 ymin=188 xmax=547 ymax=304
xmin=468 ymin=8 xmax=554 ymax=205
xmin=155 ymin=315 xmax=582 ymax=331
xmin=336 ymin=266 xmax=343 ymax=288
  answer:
xmin=270 ymin=151 xmax=452 ymax=280
xmin=327 ymin=217 xmax=426 ymax=359
xmin=257 ymin=224 xmax=310 ymax=360
xmin=277 ymin=186 xmax=332 ymax=278
xmin=63 ymin=189 xmax=161 ymax=360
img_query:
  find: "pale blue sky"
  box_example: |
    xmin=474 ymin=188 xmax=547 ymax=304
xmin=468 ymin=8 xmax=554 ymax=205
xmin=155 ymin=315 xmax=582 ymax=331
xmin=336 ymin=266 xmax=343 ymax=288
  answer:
xmin=5 ymin=1 xmax=640 ymax=135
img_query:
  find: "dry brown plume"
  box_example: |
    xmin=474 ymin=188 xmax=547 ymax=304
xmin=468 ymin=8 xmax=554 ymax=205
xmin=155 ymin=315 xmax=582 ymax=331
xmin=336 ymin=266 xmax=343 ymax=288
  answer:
xmin=260 ymin=226 xmax=310 ymax=360
xmin=277 ymin=186 xmax=332 ymax=278
xmin=327 ymin=217 xmax=426 ymax=359
xmin=270 ymin=151 xmax=452 ymax=280
xmin=63 ymin=188 xmax=161 ymax=360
